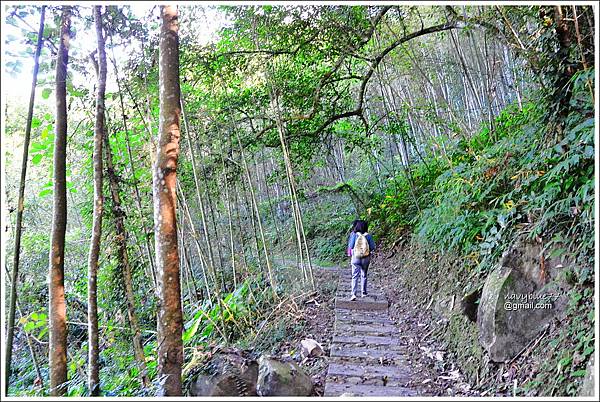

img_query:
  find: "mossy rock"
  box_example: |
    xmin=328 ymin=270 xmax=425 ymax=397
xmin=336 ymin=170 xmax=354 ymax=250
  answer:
xmin=256 ymin=356 xmax=313 ymax=396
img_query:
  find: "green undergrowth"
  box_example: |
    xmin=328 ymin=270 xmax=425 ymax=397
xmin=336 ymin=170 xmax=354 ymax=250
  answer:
xmin=367 ymin=70 xmax=595 ymax=396
xmin=179 ymin=258 xmax=317 ymax=391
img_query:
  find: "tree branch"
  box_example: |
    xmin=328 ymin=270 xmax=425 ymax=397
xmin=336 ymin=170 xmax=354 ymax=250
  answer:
xmin=312 ymin=20 xmax=462 ymax=137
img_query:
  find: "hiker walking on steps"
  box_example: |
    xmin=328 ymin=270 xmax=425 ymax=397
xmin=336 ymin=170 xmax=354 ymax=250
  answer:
xmin=347 ymin=220 xmax=376 ymax=301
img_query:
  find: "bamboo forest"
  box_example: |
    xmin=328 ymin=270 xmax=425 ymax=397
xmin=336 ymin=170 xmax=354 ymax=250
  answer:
xmin=1 ymin=3 xmax=597 ymax=399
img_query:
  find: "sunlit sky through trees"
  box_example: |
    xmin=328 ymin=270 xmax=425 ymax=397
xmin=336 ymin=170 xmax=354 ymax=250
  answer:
xmin=1 ymin=4 xmax=228 ymax=103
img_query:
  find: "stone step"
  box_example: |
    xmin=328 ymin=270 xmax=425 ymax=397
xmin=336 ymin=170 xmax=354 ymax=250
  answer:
xmin=335 ymin=315 xmax=394 ymax=325
xmin=336 ymin=308 xmax=390 ymax=317
xmin=336 ymin=283 xmax=383 ymax=289
xmin=334 ymin=288 xmax=385 ymax=297
xmin=332 ymin=335 xmax=403 ymax=346
xmin=327 ymin=362 xmax=412 ymax=381
xmin=335 ymin=298 xmax=389 ymax=311
xmin=325 ymin=375 xmax=410 ymax=388
xmin=325 ymin=270 xmax=420 ymax=397
xmin=335 ymin=322 xmax=397 ymax=334
xmin=334 ymin=328 xmax=398 ymax=337
xmin=330 ymin=341 xmax=407 ymax=353
xmin=330 ymin=345 xmax=408 ymax=360
xmin=335 ymin=320 xmax=396 ymax=329
xmin=323 ymin=382 xmax=418 ymax=397
xmin=330 ymin=355 xmax=407 ymax=366
xmin=335 ymin=292 xmax=386 ymax=300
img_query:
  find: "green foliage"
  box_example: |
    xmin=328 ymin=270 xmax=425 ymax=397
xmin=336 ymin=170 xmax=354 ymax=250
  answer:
xmin=367 ymin=72 xmax=595 ymax=396
xmin=523 ymin=287 xmax=595 ymax=396
xmin=4 ymin=4 xmax=595 ymax=398
xmin=183 ymin=279 xmax=252 ymax=344
xmin=368 ymin=155 xmax=446 ymax=237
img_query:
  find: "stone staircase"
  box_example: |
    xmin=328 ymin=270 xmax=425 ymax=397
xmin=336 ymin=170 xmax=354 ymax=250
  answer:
xmin=323 ymin=271 xmax=419 ymax=397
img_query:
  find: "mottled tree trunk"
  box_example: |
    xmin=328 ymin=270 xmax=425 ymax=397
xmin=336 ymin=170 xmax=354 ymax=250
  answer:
xmin=49 ymin=6 xmax=71 ymax=396
xmin=87 ymin=5 xmax=106 ymax=396
xmin=5 ymin=5 xmax=45 ymax=394
xmin=153 ymin=5 xmax=183 ymax=396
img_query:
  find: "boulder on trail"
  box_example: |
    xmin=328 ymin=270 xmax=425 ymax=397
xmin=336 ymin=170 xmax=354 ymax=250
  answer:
xmin=300 ymin=338 xmax=324 ymax=358
xmin=478 ymin=241 xmax=567 ymax=362
xmin=189 ymin=351 xmax=258 ymax=396
xmin=256 ymin=355 xmax=314 ymax=396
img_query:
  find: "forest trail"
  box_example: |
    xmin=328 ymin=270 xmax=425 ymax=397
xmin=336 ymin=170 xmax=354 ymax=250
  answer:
xmin=323 ymin=270 xmax=424 ymax=397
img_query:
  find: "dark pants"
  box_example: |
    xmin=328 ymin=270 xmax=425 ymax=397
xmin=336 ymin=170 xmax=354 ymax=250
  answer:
xmin=351 ymin=255 xmax=371 ymax=296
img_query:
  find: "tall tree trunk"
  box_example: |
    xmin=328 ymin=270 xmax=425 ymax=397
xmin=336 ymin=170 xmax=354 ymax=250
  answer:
xmin=87 ymin=6 xmax=106 ymax=396
xmin=237 ymin=155 xmax=263 ymax=267
xmin=236 ymin=131 xmax=277 ymax=296
xmin=109 ymin=31 xmax=157 ymax=289
xmin=153 ymin=5 xmax=183 ymax=396
xmin=178 ymin=182 xmax=214 ymax=304
xmin=271 ymin=94 xmax=315 ymax=289
xmin=220 ymin=151 xmax=237 ymax=289
xmin=232 ymin=180 xmax=250 ymax=275
xmin=103 ymin=105 xmax=151 ymax=389
xmin=259 ymin=148 xmax=285 ymax=261
xmin=5 ymin=5 xmax=45 ymax=394
xmin=179 ymin=217 xmax=199 ymax=302
xmin=180 ymin=97 xmax=218 ymax=291
xmin=49 ymin=6 xmax=71 ymax=396
xmin=199 ymin=154 xmax=225 ymax=289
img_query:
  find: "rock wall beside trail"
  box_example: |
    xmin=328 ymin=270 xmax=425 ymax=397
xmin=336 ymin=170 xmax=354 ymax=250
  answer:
xmin=382 ymin=236 xmax=590 ymax=397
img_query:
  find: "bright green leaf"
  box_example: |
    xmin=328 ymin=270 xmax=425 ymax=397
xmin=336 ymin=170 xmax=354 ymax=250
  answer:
xmin=39 ymin=188 xmax=52 ymax=197
xmin=31 ymin=154 xmax=43 ymax=165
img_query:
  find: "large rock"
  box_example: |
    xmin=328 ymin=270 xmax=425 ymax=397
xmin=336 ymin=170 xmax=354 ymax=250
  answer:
xmin=478 ymin=242 xmax=567 ymax=362
xmin=256 ymin=356 xmax=314 ymax=396
xmin=190 ymin=352 xmax=258 ymax=396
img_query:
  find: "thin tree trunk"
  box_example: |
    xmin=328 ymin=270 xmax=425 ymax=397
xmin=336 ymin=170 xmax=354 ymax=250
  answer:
xmin=178 ymin=182 xmax=213 ymax=304
xmin=232 ymin=180 xmax=250 ymax=275
xmin=180 ymin=217 xmax=199 ymax=302
xmin=271 ymin=94 xmax=315 ymax=289
xmin=21 ymin=312 xmax=44 ymax=388
xmin=197 ymin=139 xmax=224 ymax=289
xmin=3 ymin=266 xmax=44 ymax=390
xmin=104 ymin=110 xmax=151 ymax=390
xmin=376 ymin=69 xmax=421 ymax=213
xmin=5 ymin=5 xmax=45 ymax=393
xmin=259 ymin=148 xmax=285 ymax=260
xmin=87 ymin=6 xmax=105 ymax=395
xmin=220 ymin=151 xmax=237 ymax=289
xmin=109 ymin=33 xmax=157 ymax=289
xmin=236 ymin=131 xmax=278 ymax=296
xmin=48 ymin=6 xmax=71 ymax=396
xmin=154 ymin=5 xmax=183 ymax=396
xmin=237 ymin=155 xmax=263 ymax=266
xmin=180 ymin=97 xmax=218 ymax=291
xmin=449 ymin=30 xmax=483 ymax=114
xmin=201 ymin=173 xmax=224 ymax=288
